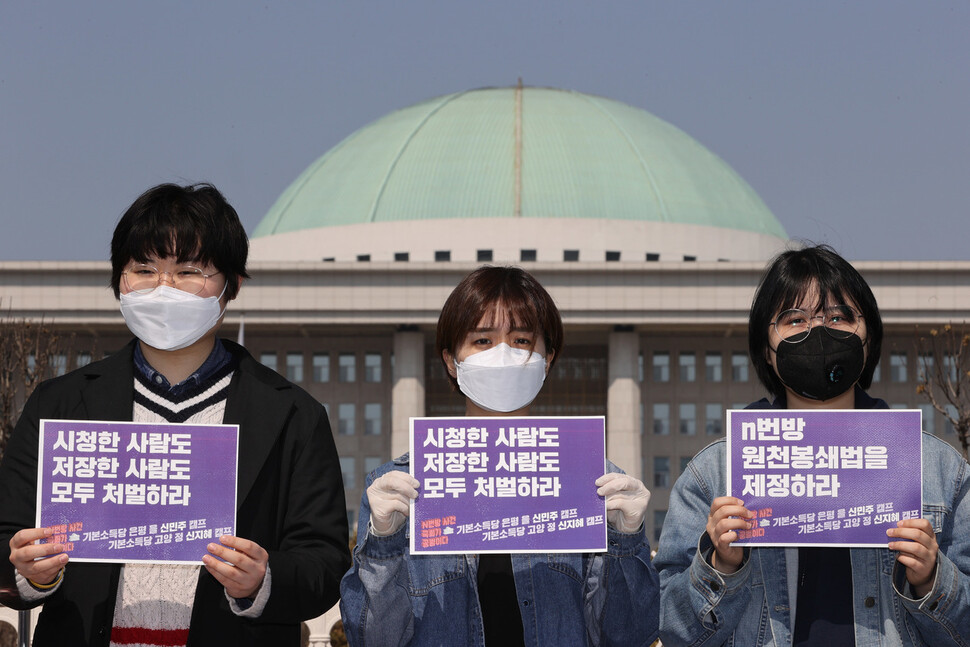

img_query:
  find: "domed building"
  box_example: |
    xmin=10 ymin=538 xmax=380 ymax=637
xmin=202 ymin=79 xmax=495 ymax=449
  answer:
xmin=1 ymin=86 xmax=966 ymax=565
xmin=250 ymin=86 xmax=787 ymax=264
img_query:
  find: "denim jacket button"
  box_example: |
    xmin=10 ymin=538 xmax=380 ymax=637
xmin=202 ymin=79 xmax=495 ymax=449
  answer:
xmin=522 ymin=599 xmax=531 ymax=607
xmin=864 ymin=596 xmax=875 ymax=608
xmin=710 ymin=581 xmax=720 ymax=592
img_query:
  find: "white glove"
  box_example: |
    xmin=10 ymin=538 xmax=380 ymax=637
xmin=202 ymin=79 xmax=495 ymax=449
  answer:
xmin=596 ymin=472 xmax=651 ymax=534
xmin=367 ymin=471 xmax=420 ymax=537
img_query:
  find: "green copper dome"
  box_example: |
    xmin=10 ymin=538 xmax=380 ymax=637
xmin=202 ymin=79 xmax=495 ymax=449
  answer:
xmin=254 ymin=86 xmax=786 ymax=239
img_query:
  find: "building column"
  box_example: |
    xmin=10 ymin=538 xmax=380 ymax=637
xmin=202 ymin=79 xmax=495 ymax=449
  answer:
xmin=607 ymin=328 xmax=642 ymax=480
xmin=391 ymin=329 xmax=425 ymax=459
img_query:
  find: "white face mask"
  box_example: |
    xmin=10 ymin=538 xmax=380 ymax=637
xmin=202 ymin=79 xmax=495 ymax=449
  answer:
xmin=120 ymin=284 xmax=227 ymax=351
xmin=455 ymin=343 xmax=547 ymax=413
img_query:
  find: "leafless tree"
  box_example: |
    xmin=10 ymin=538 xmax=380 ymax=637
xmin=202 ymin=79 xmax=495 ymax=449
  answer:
xmin=916 ymin=323 xmax=970 ymax=459
xmin=0 ymin=311 xmax=74 ymax=462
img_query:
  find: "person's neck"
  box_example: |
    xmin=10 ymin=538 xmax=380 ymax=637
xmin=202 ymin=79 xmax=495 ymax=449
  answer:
xmin=784 ymin=386 xmax=856 ymax=410
xmin=139 ymin=335 xmax=217 ymax=385
xmin=464 ymin=400 xmax=531 ymax=417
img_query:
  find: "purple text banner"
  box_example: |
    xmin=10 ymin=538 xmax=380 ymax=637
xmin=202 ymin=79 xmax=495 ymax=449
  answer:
xmin=409 ymin=416 xmax=607 ymax=554
xmin=37 ymin=419 xmax=238 ymax=564
xmin=727 ymin=409 xmax=922 ymax=547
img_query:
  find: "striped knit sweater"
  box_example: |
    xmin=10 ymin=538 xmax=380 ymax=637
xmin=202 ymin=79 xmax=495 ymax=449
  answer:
xmin=109 ymin=362 xmax=235 ymax=647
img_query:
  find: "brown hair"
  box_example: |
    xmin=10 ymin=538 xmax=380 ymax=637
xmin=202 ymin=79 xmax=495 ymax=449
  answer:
xmin=436 ymin=266 xmax=563 ymax=390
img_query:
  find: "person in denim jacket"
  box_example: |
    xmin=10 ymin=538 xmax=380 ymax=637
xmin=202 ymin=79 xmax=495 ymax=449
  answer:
xmin=655 ymin=244 xmax=970 ymax=646
xmin=340 ymin=266 xmax=660 ymax=646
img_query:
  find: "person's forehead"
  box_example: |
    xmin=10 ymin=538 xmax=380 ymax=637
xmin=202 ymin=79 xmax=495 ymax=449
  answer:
xmin=471 ymin=306 xmax=531 ymax=333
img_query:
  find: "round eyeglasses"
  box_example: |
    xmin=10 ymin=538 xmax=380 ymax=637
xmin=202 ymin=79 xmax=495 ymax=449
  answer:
xmin=123 ymin=264 xmax=221 ymax=295
xmin=770 ymin=305 xmax=864 ymax=343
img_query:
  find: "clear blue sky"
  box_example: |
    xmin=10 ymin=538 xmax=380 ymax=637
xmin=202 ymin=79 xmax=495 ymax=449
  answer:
xmin=1 ymin=2 xmax=967 ymax=262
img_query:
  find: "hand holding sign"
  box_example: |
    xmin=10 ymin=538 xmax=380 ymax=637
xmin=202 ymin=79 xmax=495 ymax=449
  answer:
xmin=596 ymin=473 xmax=651 ymax=534
xmin=888 ymin=518 xmax=940 ymax=597
xmin=9 ymin=527 xmax=69 ymax=586
xmin=202 ymin=535 xmax=269 ymax=600
xmin=368 ymin=471 xmax=420 ymax=537
xmin=707 ymin=497 xmax=755 ymax=574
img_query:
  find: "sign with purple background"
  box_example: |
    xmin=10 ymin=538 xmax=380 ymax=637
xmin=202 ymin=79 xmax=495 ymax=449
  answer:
xmin=37 ymin=419 xmax=238 ymax=564
xmin=410 ymin=416 xmax=607 ymax=554
xmin=727 ymin=409 xmax=922 ymax=547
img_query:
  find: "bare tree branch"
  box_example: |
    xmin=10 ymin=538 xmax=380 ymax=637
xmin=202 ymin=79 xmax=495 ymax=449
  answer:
xmin=916 ymin=323 xmax=970 ymax=459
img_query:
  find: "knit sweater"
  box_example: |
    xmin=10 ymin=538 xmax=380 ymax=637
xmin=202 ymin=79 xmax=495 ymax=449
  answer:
xmin=108 ymin=363 xmax=233 ymax=647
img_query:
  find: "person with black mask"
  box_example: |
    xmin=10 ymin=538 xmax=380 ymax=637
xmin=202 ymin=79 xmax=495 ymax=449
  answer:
xmin=654 ymin=244 xmax=970 ymax=646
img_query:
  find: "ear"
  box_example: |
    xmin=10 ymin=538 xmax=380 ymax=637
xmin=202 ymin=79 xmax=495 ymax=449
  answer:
xmin=544 ymin=350 xmax=555 ymax=376
xmin=443 ymin=349 xmax=457 ymax=379
xmin=228 ymin=276 xmax=244 ymax=302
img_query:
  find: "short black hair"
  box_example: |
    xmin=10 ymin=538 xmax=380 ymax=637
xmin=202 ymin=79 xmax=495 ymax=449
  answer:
xmin=748 ymin=244 xmax=883 ymax=398
xmin=436 ymin=266 xmax=564 ymax=391
xmin=110 ymin=183 xmax=250 ymax=299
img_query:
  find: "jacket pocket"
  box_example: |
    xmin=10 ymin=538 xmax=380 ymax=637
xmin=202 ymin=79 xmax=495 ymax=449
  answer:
xmin=405 ymin=553 xmax=467 ymax=595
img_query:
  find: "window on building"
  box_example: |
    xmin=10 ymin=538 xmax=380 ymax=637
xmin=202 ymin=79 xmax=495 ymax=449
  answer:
xmin=74 ymin=352 xmax=92 ymax=369
xmin=646 ymin=253 xmax=660 ymax=261
xmin=872 ymin=361 xmax=881 ymax=383
xmin=945 ymin=404 xmax=958 ymax=434
xmin=356 ymin=254 xmax=370 ymax=262
xmin=918 ymin=353 xmax=934 ymax=380
xmin=563 ymin=250 xmax=579 ymax=262
xmin=394 ymin=252 xmax=409 ymax=262
xmin=890 ymin=352 xmax=908 ymax=382
xmin=731 ymin=353 xmax=749 ymax=382
xmin=435 ymin=250 xmax=451 ymax=262
xmin=919 ymin=404 xmax=935 ymax=434
xmin=259 ymin=352 xmax=277 ymax=372
xmin=339 ymin=353 xmax=356 ymax=382
xmin=705 ymin=403 xmax=723 ymax=435
xmin=679 ymin=352 xmax=696 ymax=383
xmin=705 ymin=352 xmax=722 ymax=382
xmin=654 ymin=510 xmax=667 ymax=543
xmin=364 ymin=456 xmax=383 ymax=478
xmin=520 ymin=249 xmax=537 ymax=262
xmin=638 ymin=352 xmax=644 ymax=382
xmin=653 ymin=403 xmax=670 ymax=435
xmin=312 ymin=353 xmax=330 ymax=382
xmin=364 ymin=403 xmax=382 ymax=435
xmin=679 ymin=403 xmax=696 ymax=435
xmin=680 ymin=456 xmax=692 ymax=475
xmin=339 ymin=457 xmax=356 ymax=490
xmin=605 ymin=251 xmax=621 ymax=262
xmin=365 ymin=352 xmax=382 ymax=383
xmin=944 ymin=355 xmax=958 ymax=381
xmin=653 ymin=457 xmax=670 ymax=488
xmin=683 ymin=255 xmax=697 ymax=262
xmin=653 ymin=352 xmax=670 ymax=382
xmin=477 ymin=249 xmax=493 ymax=262
xmin=338 ymin=403 xmax=355 ymax=436
xmin=52 ymin=353 xmax=67 ymax=377
xmin=286 ymin=352 xmax=303 ymax=382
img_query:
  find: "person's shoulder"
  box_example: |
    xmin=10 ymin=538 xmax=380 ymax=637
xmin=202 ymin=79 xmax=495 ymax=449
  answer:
xmin=366 ymin=455 xmax=410 ymax=483
xmin=35 ymin=341 xmax=135 ymax=395
xmin=921 ymin=432 xmax=968 ymax=466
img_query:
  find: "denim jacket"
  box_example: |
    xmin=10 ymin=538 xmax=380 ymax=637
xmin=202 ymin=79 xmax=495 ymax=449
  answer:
xmin=654 ymin=389 xmax=970 ymax=647
xmin=339 ymin=455 xmax=660 ymax=646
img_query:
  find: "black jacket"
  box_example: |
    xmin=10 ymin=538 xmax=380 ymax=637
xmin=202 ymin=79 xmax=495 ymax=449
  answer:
xmin=0 ymin=339 xmax=350 ymax=646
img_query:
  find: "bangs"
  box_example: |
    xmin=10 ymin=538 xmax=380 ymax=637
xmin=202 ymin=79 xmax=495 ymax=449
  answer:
xmin=124 ymin=218 xmax=207 ymax=267
xmin=475 ymin=297 xmax=543 ymax=339
xmin=769 ymin=257 xmax=855 ymax=316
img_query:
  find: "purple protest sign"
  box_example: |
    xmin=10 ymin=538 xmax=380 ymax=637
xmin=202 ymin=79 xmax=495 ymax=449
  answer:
xmin=37 ymin=419 xmax=238 ymax=564
xmin=409 ymin=416 xmax=607 ymax=554
xmin=727 ymin=409 xmax=922 ymax=547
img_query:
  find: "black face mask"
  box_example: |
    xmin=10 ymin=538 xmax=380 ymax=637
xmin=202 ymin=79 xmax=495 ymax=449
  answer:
xmin=773 ymin=327 xmax=866 ymax=401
